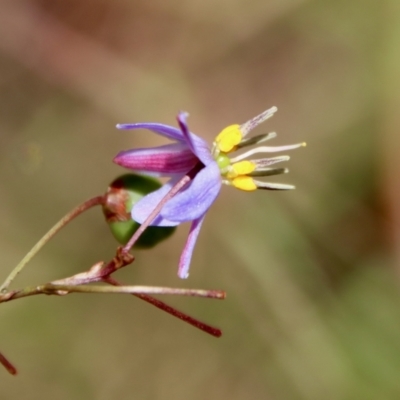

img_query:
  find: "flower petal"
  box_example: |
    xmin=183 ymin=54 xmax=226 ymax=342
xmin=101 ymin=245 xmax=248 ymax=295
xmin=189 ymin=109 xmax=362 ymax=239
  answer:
xmin=177 ymin=215 xmax=205 ymax=279
xmin=177 ymin=112 xmax=214 ymax=165
xmin=116 ymin=122 xmax=184 ymax=142
xmin=131 ymin=177 xmax=182 ymax=227
xmin=113 ymin=143 xmax=198 ymax=175
xmin=161 ymin=162 xmax=221 ymax=222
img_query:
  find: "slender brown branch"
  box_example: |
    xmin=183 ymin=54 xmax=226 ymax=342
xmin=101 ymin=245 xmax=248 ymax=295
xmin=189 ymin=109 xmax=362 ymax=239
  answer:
xmin=44 ymin=284 xmax=225 ymax=297
xmin=0 ymin=196 xmax=105 ymax=292
xmin=0 ymin=286 xmax=42 ymax=303
xmin=0 ymin=351 xmax=17 ymax=375
xmin=104 ymin=276 xmax=223 ymax=337
xmin=0 ymin=283 xmax=226 ymax=303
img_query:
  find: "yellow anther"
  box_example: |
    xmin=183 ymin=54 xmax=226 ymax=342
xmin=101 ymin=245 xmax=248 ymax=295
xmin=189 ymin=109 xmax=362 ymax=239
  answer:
xmin=231 ymin=176 xmax=257 ymax=191
xmin=215 ymin=124 xmax=242 ymax=153
xmin=232 ymin=160 xmax=255 ymax=175
xmin=226 ymin=160 xmax=256 ymax=179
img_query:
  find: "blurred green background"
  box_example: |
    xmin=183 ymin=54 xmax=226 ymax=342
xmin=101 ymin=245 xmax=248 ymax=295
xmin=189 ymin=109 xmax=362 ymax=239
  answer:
xmin=1 ymin=0 xmax=400 ymax=399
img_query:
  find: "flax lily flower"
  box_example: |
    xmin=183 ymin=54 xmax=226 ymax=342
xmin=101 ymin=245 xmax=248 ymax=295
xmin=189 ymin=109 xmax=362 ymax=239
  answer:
xmin=114 ymin=107 xmax=305 ymax=278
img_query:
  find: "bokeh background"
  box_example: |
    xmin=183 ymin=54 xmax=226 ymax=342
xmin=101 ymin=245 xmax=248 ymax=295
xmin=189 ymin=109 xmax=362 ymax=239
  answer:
xmin=1 ymin=0 xmax=400 ymax=399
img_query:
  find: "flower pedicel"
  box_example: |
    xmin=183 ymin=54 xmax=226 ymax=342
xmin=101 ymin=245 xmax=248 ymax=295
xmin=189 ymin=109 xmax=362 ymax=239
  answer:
xmin=114 ymin=107 xmax=306 ymax=279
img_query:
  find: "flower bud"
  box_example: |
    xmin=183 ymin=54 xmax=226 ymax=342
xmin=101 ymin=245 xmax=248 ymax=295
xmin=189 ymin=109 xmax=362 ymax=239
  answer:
xmin=103 ymin=174 xmax=175 ymax=248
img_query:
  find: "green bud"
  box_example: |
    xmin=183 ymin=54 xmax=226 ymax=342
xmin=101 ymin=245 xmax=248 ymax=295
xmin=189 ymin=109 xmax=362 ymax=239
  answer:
xmin=103 ymin=174 xmax=175 ymax=248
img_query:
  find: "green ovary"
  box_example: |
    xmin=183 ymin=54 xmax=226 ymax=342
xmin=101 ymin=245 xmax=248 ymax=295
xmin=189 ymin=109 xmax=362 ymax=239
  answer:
xmin=216 ymin=153 xmax=231 ymax=170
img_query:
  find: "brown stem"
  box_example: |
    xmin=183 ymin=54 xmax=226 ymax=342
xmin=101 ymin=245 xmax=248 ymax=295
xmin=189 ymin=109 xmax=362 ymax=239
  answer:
xmin=0 ymin=283 xmax=225 ymax=302
xmin=104 ymin=276 xmax=222 ymax=337
xmin=0 ymin=196 xmax=105 ymax=292
xmin=0 ymin=351 xmax=17 ymax=375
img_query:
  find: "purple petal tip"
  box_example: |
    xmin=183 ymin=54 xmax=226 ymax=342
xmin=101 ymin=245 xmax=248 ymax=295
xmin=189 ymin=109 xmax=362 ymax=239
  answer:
xmin=116 ymin=123 xmax=128 ymax=129
xmin=177 ymin=111 xmax=189 ymax=128
xmin=178 ymin=111 xmax=189 ymax=118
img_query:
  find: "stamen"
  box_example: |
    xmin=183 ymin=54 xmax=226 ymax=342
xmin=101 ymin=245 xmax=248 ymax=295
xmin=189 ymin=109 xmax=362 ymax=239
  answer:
xmin=248 ymin=167 xmax=288 ymax=177
xmin=235 ymin=132 xmax=277 ymax=149
xmin=215 ymin=124 xmax=242 ymax=153
xmin=253 ymin=156 xmax=291 ymax=168
xmin=230 ymin=143 xmax=305 ymax=163
xmin=231 ymin=176 xmax=257 ymax=191
xmin=231 ymin=160 xmax=256 ymax=176
xmin=254 ymin=180 xmax=295 ymax=190
xmin=239 ymin=107 xmax=278 ymax=137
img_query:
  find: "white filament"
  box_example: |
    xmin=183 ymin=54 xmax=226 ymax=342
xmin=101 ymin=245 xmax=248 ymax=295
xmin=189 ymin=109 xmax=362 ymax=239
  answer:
xmin=230 ymin=143 xmax=304 ymax=163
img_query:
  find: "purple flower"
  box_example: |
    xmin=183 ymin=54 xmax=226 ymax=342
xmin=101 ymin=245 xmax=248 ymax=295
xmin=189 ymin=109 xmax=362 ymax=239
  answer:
xmin=114 ymin=107 xmax=305 ymax=278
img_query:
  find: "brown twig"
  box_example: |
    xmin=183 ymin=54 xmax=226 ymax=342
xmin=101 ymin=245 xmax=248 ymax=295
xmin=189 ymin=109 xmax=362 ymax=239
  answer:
xmin=0 ymin=196 xmax=105 ymax=293
xmin=0 ymin=283 xmax=225 ymax=303
xmin=104 ymin=276 xmax=223 ymax=337
xmin=0 ymin=351 xmax=17 ymax=375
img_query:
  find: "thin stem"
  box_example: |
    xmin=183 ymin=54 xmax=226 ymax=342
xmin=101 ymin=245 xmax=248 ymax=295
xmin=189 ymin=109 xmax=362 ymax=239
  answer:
xmin=104 ymin=276 xmax=222 ymax=337
xmin=0 ymin=283 xmax=226 ymax=303
xmin=45 ymin=284 xmax=226 ymax=297
xmin=0 ymin=351 xmax=17 ymax=375
xmin=0 ymin=196 xmax=105 ymax=293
